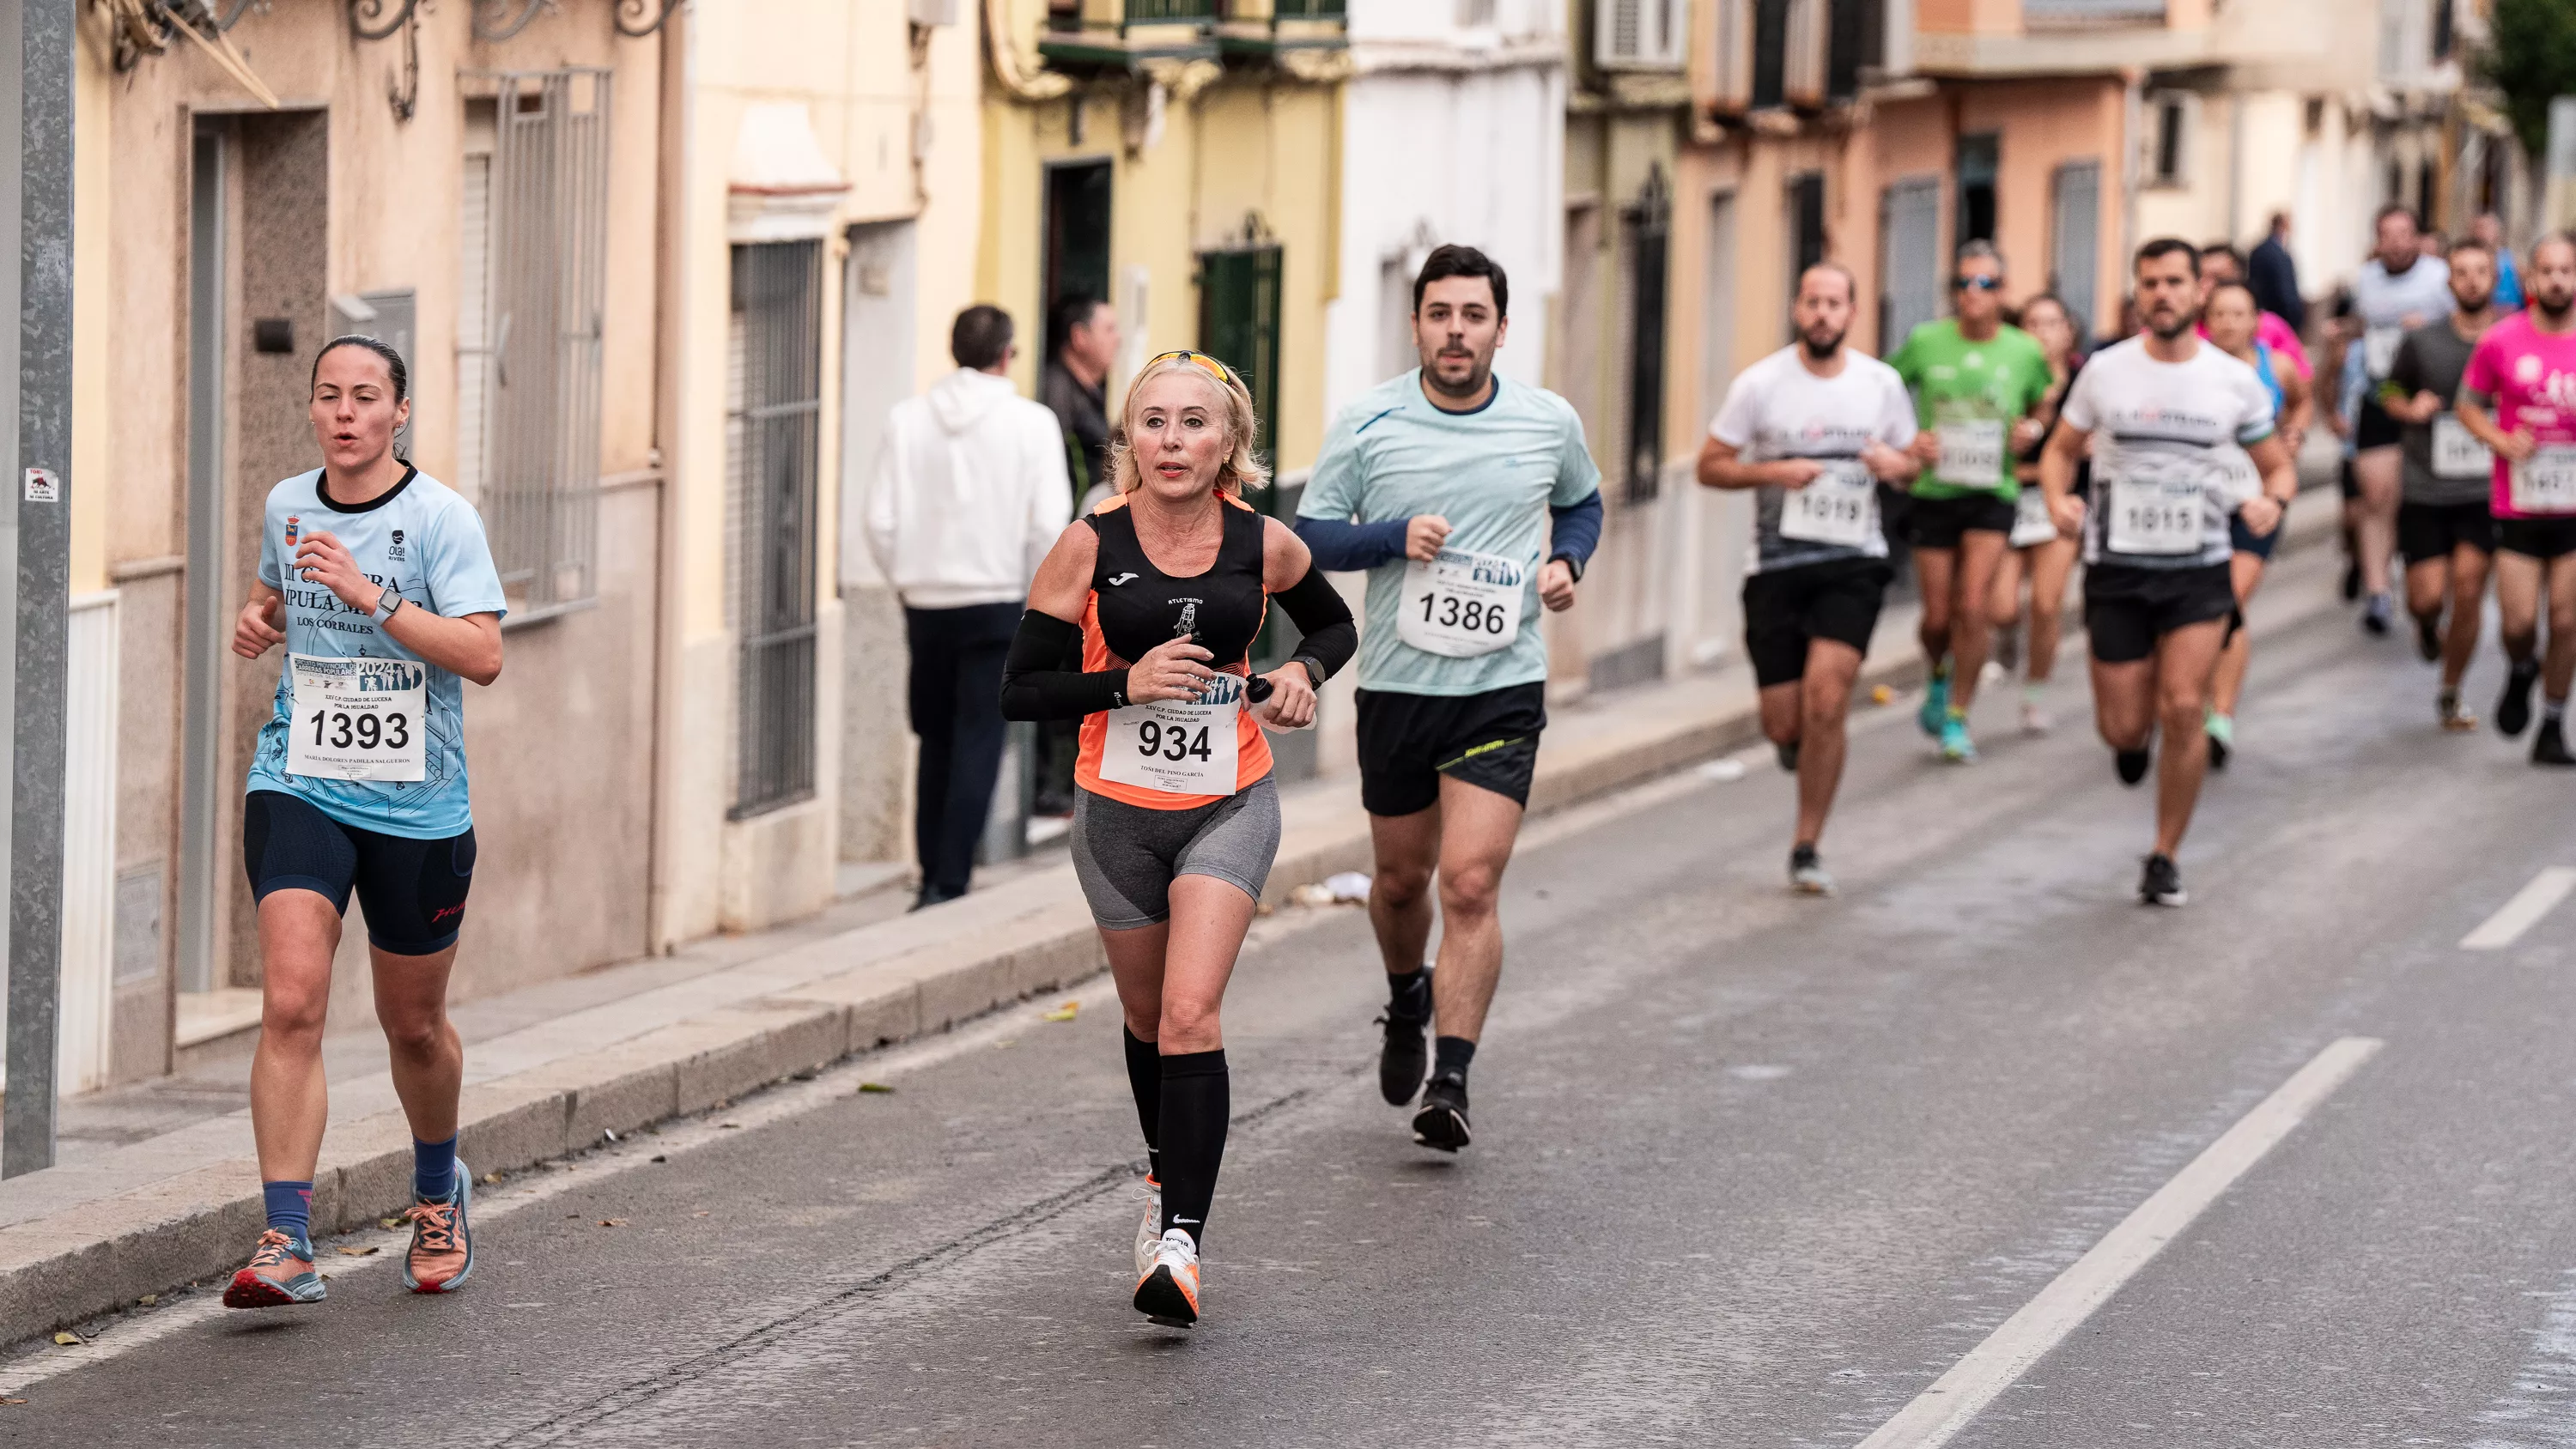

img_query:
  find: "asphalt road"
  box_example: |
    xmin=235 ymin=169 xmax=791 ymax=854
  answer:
xmin=15 ymin=564 xmax=2576 ymax=1448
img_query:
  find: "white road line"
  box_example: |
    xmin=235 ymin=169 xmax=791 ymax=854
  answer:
xmin=1854 ymin=1035 xmax=2384 ymax=1449
xmin=2462 ymin=868 xmax=2576 ymax=951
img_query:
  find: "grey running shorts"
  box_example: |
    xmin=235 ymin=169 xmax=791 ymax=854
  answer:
xmin=1072 ymin=776 xmax=1282 ymax=931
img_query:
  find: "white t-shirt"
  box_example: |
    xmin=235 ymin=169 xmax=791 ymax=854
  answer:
xmin=2061 ymin=335 xmax=2277 ymax=570
xmin=2353 ymin=257 xmax=2455 ymax=381
xmin=1709 ymin=346 xmax=1921 ymax=575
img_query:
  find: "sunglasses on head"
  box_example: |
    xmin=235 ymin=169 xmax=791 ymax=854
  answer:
xmin=1144 ymin=349 xmax=1238 ymax=385
xmin=1953 ymin=276 xmax=2005 ymax=293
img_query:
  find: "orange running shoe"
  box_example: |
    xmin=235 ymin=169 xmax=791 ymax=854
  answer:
xmin=222 ymin=1229 xmax=325 ymax=1309
xmin=1133 ymin=1228 xmax=1200 ymax=1327
xmin=403 ymin=1161 xmax=475 ymax=1294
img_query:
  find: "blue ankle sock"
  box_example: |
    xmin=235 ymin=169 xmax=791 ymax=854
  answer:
xmin=413 ymin=1135 xmax=458 ymax=1203
xmin=262 ymin=1179 xmax=313 ymax=1241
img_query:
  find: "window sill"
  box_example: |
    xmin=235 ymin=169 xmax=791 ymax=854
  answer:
xmin=501 ymin=596 xmax=600 ymax=633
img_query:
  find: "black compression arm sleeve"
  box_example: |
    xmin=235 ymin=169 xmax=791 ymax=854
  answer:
xmin=999 ymin=610 xmax=1129 ymax=722
xmin=1272 ymin=567 xmax=1357 ymax=682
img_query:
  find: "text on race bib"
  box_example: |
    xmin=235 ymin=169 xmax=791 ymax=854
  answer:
xmin=1777 ymin=459 xmax=1880 ymax=549
xmin=2105 ymin=458 xmax=2208 ymax=556
xmin=2364 ymin=326 xmax=2404 ymax=379
xmin=1100 ymin=675 xmax=1242 ymax=797
xmin=2512 ymin=446 xmax=2576 ymax=515
xmin=1397 ymin=547 xmax=1525 ymax=659
xmin=1933 ymin=420 xmax=2008 ymax=488
xmin=2010 ymin=488 xmax=2061 ymax=548
xmin=287 ymin=654 xmax=427 ymax=783
xmin=2431 ymin=415 xmax=2494 ymax=480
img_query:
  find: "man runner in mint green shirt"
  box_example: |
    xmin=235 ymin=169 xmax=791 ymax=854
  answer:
xmin=1887 ymin=240 xmax=2056 ymax=761
xmin=1297 ymin=244 xmax=1602 ymax=1155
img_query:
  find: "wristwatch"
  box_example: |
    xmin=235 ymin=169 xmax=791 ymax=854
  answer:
xmin=373 ymin=590 xmax=404 ymax=623
xmin=1550 ymin=552 xmax=1585 ymax=585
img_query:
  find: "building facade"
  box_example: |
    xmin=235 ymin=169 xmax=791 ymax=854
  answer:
xmin=64 ymin=0 xmax=979 ymax=1091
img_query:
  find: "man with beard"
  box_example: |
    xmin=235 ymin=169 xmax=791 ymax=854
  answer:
xmin=2039 ymin=239 xmax=2299 ymax=906
xmin=1296 ymin=244 xmax=1604 ymax=1152
xmin=2347 ymin=206 xmax=2456 ymax=638
xmin=1697 ymin=264 xmax=1923 ymax=896
xmin=2457 ymin=232 xmax=2576 ymax=766
xmin=2382 ymin=238 xmax=2503 ymax=730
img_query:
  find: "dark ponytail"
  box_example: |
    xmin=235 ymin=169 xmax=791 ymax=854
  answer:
xmin=312 ymin=334 xmax=409 ymax=403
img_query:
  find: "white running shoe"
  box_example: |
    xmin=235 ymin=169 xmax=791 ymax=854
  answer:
xmin=1133 ymin=1228 xmax=1201 ymax=1327
xmin=2020 ymin=699 xmax=2052 ymax=736
xmin=1979 ymin=658 xmax=2008 ymax=687
xmin=1133 ymin=1176 xmax=1162 ymax=1280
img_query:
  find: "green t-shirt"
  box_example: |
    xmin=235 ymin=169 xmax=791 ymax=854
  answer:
xmin=1888 ymin=319 xmax=2055 ymax=499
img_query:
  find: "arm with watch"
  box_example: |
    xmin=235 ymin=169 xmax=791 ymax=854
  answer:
xmin=271 ymin=528 xmax=505 ymax=686
xmin=1539 ymin=489 xmax=1604 ymax=612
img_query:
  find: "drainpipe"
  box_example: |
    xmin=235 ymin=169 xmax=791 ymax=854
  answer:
xmin=2120 ymin=65 xmax=2142 ymax=303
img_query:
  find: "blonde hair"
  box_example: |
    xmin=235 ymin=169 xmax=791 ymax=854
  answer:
xmin=1107 ymin=354 xmax=1270 ymax=499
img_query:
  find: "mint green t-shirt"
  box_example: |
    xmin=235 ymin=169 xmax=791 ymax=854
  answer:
xmin=1887 ymin=319 xmax=2054 ymax=500
xmin=1299 ymin=372 xmax=1601 ymax=696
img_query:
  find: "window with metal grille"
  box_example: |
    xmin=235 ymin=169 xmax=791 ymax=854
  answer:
xmin=2049 ymin=160 xmax=2101 ymax=343
xmin=1195 ymin=234 xmax=1283 ymax=470
xmin=462 ymin=69 xmax=610 ymax=621
xmin=1785 ymin=171 xmax=1826 ymax=341
xmin=1620 ymin=173 xmax=1671 ymax=505
xmin=729 ymin=240 xmax=824 ymax=818
xmin=1753 ymin=0 xmax=1789 ymax=107
xmin=1880 ymin=175 xmax=1941 ymax=351
xmin=1827 ymin=0 xmax=1884 ymax=100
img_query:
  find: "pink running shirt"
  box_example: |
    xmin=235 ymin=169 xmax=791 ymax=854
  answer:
xmin=2198 ymin=312 xmax=2311 ymax=379
xmin=2460 ymin=309 xmax=2576 ymax=518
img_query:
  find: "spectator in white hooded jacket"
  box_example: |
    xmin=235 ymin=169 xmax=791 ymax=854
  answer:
xmin=866 ymin=305 xmax=1072 ymax=908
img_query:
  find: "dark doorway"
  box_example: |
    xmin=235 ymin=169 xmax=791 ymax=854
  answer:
xmin=1042 ymin=160 xmax=1113 ymax=352
xmin=1956 ymin=132 xmax=1999 ymax=250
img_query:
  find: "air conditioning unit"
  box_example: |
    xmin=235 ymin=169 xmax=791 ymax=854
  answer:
xmin=1596 ymin=0 xmax=1686 ymax=70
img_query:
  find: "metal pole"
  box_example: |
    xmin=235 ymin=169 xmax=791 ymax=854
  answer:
xmin=3 ymin=0 xmax=74 ymax=1179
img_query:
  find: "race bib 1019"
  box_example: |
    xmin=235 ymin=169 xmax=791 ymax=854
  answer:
xmin=286 ymin=654 xmax=428 ymax=782
xmin=1777 ymin=460 xmax=1880 ymax=549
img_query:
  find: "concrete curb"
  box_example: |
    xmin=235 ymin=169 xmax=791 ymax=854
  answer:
xmin=0 ymin=491 xmax=2345 ymax=1343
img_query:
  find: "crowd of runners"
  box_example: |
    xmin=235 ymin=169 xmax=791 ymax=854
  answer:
xmin=215 ymin=220 xmax=2572 ymax=1332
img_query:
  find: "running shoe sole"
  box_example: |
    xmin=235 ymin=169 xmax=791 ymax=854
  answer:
xmin=404 ymin=1160 xmax=474 ymax=1294
xmin=1133 ymin=1266 xmax=1198 ymax=1327
xmin=222 ymin=1268 xmax=325 ymax=1309
xmin=1411 ymin=1099 xmax=1472 ymax=1153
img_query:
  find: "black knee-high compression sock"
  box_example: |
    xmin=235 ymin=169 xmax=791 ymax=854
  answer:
xmin=1156 ymin=1049 xmax=1229 ymax=1249
xmin=1123 ymin=1028 xmax=1163 ymax=1180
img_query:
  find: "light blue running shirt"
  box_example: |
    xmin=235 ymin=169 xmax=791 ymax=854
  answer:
xmin=1298 ymin=373 xmax=1601 ymax=696
xmin=246 ymin=467 xmax=507 ymax=838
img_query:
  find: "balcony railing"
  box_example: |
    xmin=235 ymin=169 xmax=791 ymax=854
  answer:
xmin=1269 ymin=0 xmax=1346 ymax=16
xmin=1127 ymin=0 xmax=1217 ymax=21
xmin=2020 ymin=0 xmax=2166 ymax=22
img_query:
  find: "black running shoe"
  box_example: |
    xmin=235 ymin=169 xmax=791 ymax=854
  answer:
xmin=2537 ymin=718 xmax=2576 ymax=767
xmin=2139 ymin=852 xmax=2187 ymax=906
xmin=2115 ymin=748 xmax=2152 ymax=786
xmin=2360 ymin=593 xmax=2393 ymax=637
xmin=1376 ymin=973 xmax=1431 ymax=1106
xmin=1776 ymin=739 xmax=1800 ymax=773
xmin=2415 ymin=613 xmax=2444 ymax=662
xmin=2500 ymin=661 xmax=2541 ymax=737
xmin=1412 ymin=1072 xmax=1472 ymax=1153
xmin=2341 ymin=549 xmax=2361 ymax=602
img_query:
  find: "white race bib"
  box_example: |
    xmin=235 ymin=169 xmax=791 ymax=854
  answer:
xmin=2105 ymin=459 xmax=2208 ymax=556
xmin=2364 ymin=325 xmax=2404 ymax=379
xmin=1934 ymin=420 xmax=2007 ymax=488
xmin=1777 ymin=460 xmax=1880 ymax=549
xmin=2511 ymin=446 xmax=2576 ymax=515
xmin=1100 ymin=676 xmax=1242 ymax=797
xmin=287 ymin=653 xmax=428 ymax=782
xmin=2009 ymin=488 xmax=2060 ymax=548
xmin=1397 ymin=547 xmax=1525 ymax=658
xmin=2430 ymin=415 xmax=2494 ymax=480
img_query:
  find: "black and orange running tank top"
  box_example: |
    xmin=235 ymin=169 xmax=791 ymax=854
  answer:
xmin=1075 ymin=494 xmax=1274 ymax=809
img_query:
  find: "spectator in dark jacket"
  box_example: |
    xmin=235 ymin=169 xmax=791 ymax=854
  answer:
xmin=1040 ymin=293 xmax=1119 ymax=512
xmin=2249 ymin=211 xmax=2306 ymax=334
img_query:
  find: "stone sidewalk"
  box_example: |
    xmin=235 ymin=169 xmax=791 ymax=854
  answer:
xmin=0 ymin=488 xmax=2346 ymax=1345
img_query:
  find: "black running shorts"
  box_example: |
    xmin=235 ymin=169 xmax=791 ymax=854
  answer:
xmin=2499 ymin=516 xmax=2576 ymax=561
xmin=2084 ymin=562 xmax=2237 ymax=664
xmin=2354 ymin=397 xmax=2403 ymax=452
xmin=1742 ymin=557 xmax=1893 ymax=688
xmin=2398 ymin=500 xmax=2497 ymax=564
xmin=1907 ymin=493 xmax=2017 ymax=549
xmin=1354 ymin=682 xmax=1546 ymax=817
xmin=242 ymin=790 xmax=477 ymax=955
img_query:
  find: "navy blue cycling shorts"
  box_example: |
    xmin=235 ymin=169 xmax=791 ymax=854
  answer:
xmin=242 ymin=790 xmax=477 ymax=955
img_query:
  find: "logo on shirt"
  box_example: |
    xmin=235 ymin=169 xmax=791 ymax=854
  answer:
xmin=1173 ymin=600 xmax=1200 ymax=638
xmin=2518 ymin=355 xmax=2545 ymax=385
xmin=1108 ymin=572 xmax=1139 ymax=586
xmin=386 ymin=528 xmax=406 ymax=561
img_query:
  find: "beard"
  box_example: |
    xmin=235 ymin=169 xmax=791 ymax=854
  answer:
xmin=2456 ymin=288 xmax=2494 ymax=314
xmin=1423 ymin=349 xmax=1492 ymax=398
xmin=2145 ymin=307 xmax=2195 ymax=342
xmin=2538 ymin=291 xmax=2576 ymax=324
xmin=1800 ymin=324 xmax=1847 ymax=360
